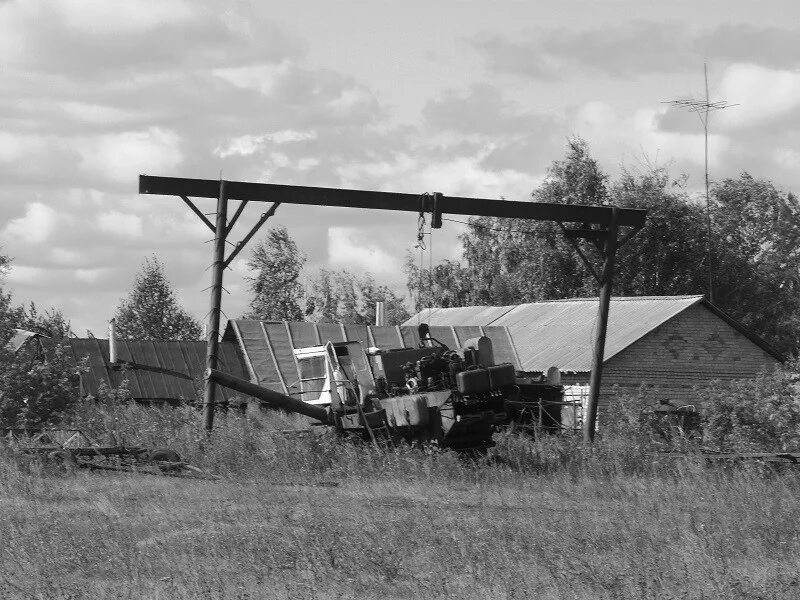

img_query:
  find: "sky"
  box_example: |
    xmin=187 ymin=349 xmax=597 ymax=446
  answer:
xmin=2 ymin=0 xmax=800 ymax=336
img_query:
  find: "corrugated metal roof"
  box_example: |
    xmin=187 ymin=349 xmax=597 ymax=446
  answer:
xmin=66 ymin=339 xmax=248 ymax=402
xmin=224 ymin=320 xmax=523 ymax=396
xmin=8 ymin=329 xmax=42 ymax=353
xmin=403 ymin=296 xmax=707 ymax=372
xmin=404 ymin=306 xmax=517 ymax=326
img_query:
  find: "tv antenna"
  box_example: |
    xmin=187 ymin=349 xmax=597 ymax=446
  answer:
xmin=663 ymin=63 xmax=737 ymax=304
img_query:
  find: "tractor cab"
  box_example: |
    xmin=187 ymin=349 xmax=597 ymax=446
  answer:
xmin=293 ymin=341 xmax=375 ymax=407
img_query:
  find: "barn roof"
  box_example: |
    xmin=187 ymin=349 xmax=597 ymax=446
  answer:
xmin=65 ymin=338 xmax=247 ymax=402
xmin=403 ymin=296 xmax=783 ymax=373
xmin=223 ymin=320 xmax=522 ymax=394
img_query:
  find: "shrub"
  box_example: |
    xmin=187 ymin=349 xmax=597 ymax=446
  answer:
xmin=696 ymin=364 xmax=800 ymax=452
xmin=0 ymin=342 xmax=84 ymax=428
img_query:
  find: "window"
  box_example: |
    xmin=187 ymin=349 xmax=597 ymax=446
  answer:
xmin=297 ymin=356 xmax=326 ymax=381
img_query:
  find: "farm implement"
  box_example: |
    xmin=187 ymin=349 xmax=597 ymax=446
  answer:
xmin=2 ymin=429 xmax=216 ymax=479
xmin=207 ymin=327 xmax=565 ymax=452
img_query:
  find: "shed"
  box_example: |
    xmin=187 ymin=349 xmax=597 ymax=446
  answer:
xmin=404 ymin=296 xmax=782 ymax=410
xmin=222 ymin=320 xmax=521 ymax=399
xmin=65 ymin=338 xmax=248 ymax=404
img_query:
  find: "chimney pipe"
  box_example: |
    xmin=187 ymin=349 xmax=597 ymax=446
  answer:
xmin=375 ymin=301 xmax=385 ymax=326
xmin=108 ymin=318 xmax=117 ymax=363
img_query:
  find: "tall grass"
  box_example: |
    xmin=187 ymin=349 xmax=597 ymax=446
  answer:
xmin=2 ymin=397 xmax=800 ymax=599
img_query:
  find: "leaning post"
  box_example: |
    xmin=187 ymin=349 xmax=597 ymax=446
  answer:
xmin=203 ymin=181 xmax=228 ymax=431
xmin=584 ymin=207 xmax=619 ymax=444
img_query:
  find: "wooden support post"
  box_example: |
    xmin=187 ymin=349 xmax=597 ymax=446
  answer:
xmin=584 ymin=207 xmax=619 ymax=444
xmin=203 ymin=181 xmax=228 ymax=431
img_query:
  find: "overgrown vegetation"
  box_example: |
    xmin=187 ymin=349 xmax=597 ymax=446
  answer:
xmin=3 ymin=394 xmax=800 ymax=599
xmin=0 ymin=248 xmax=82 ymax=429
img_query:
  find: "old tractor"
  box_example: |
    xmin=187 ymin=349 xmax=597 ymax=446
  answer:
xmin=207 ymin=324 xmax=563 ymax=451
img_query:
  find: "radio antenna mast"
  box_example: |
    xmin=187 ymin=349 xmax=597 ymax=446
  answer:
xmin=664 ymin=63 xmax=737 ymax=304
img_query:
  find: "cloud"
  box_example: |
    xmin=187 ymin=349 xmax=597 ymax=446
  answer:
xmin=214 ymin=130 xmax=318 ymax=158
xmin=77 ymin=127 xmax=182 ymax=184
xmin=423 ymin=84 xmax=555 ymax=135
xmin=3 ymin=202 xmax=58 ymax=243
xmin=327 ymin=227 xmax=401 ymax=275
xmin=774 ymin=148 xmax=800 ymax=169
xmin=96 ymin=211 xmax=143 ymax=238
xmin=0 ymin=0 xmax=304 ymax=78
xmin=716 ymin=64 xmax=800 ymax=129
xmin=212 ymin=63 xmax=293 ymax=96
xmin=7 ymin=265 xmax=48 ymax=285
xmin=75 ymin=267 xmax=109 ymax=284
xmin=471 ymin=22 xmax=800 ymax=80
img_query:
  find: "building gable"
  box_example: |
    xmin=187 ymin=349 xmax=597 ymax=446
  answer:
xmin=602 ymin=303 xmax=780 ymax=406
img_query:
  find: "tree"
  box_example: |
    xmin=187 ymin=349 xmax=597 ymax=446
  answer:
xmin=0 ymin=250 xmax=21 ymax=350
xmin=245 ymin=227 xmax=306 ymax=321
xmin=609 ymin=166 xmax=709 ymax=296
xmin=17 ymin=302 xmax=73 ymax=339
xmin=404 ymin=254 xmax=474 ymax=311
xmin=305 ymin=268 xmax=409 ymax=325
xmin=710 ymin=174 xmax=800 ymax=355
xmin=357 ymin=272 xmax=410 ymax=325
xmin=454 ymin=137 xmax=609 ymax=306
xmin=0 ymin=250 xmax=82 ymax=428
xmin=114 ymin=256 xmax=202 ymax=340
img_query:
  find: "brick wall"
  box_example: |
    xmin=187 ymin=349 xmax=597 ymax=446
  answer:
xmin=561 ymin=304 xmax=780 ymax=414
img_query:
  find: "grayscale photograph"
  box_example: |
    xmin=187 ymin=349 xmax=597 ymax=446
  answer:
xmin=2 ymin=1 xmax=799 ymax=598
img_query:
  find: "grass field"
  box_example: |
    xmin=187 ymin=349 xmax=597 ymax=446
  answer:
xmin=2 ymin=407 xmax=800 ymax=599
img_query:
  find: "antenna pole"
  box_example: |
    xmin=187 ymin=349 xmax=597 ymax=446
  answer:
xmin=663 ymin=63 xmax=737 ymax=305
xmin=703 ymin=63 xmax=713 ymax=303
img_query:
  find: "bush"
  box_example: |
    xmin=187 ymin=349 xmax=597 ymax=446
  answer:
xmin=696 ymin=364 xmax=800 ymax=453
xmin=0 ymin=342 xmax=84 ymax=428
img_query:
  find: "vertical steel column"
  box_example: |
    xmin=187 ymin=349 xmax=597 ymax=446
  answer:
xmin=584 ymin=207 xmax=619 ymax=444
xmin=203 ymin=181 xmax=228 ymax=431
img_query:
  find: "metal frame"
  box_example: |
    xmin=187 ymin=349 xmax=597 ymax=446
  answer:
xmin=139 ymin=175 xmax=646 ymax=441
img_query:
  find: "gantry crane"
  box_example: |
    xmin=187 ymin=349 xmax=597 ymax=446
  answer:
xmin=139 ymin=175 xmax=646 ymax=442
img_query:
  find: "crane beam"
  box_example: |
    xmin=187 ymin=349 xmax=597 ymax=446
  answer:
xmin=139 ymin=175 xmax=645 ymax=228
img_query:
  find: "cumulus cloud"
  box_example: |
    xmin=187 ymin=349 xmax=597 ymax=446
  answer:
xmin=716 ymin=64 xmax=800 ymax=129
xmin=3 ymin=203 xmax=58 ymax=243
xmin=77 ymin=127 xmax=182 ymax=184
